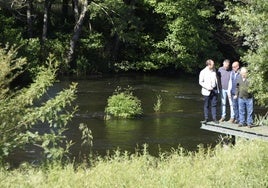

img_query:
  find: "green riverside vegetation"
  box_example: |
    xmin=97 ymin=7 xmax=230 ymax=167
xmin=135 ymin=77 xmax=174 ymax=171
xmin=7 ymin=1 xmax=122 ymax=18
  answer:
xmin=0 ymin=139 xmax=267 ymax=187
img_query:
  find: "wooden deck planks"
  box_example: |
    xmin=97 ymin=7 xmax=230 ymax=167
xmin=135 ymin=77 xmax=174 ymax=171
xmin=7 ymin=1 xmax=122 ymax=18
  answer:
xmin=200 ymin=121 xmax=268 ymax=141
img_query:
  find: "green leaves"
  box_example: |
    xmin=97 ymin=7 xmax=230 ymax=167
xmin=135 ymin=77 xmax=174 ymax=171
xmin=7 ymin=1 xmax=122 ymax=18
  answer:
xmin=0 ymin=46 xmax=78 ymax=163
xmin=146 ymin=0 xmax=220 ymax=72
xmin=221 ymin=0 xmax=268 ymax=107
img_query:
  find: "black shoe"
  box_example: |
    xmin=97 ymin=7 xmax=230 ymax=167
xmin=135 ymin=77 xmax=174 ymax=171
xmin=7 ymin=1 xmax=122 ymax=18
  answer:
xmin=202 ymin=119 xmax=208 ymax=123
xmin=213 ymin=120 xmax=219 ymax=124
xmin=247 ymin=124 xmax=253 ymax=128
xmin=238 ymin=123 xmax=247 ymax=127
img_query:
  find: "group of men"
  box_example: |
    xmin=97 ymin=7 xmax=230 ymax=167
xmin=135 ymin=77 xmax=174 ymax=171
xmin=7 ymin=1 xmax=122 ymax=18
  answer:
xmin=199 ymin=59 xmax=253 ymax=128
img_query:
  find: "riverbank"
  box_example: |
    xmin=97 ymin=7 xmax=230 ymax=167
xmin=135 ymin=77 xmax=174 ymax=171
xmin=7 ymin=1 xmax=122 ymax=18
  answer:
xmin=1 ymin=139 xmax=267 ymax=187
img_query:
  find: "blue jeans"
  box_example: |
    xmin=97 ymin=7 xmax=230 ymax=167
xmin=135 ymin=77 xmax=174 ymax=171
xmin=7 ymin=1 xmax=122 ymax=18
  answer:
xmin=221 ymin=89 xmax=234 ymax=118
xmin=203 ymin=91 xmax=217 ymax=121
xmin=238 ymin=98 xmax=253 ymax=125
xmin=231 ymin=95 xmax=239 ymax=121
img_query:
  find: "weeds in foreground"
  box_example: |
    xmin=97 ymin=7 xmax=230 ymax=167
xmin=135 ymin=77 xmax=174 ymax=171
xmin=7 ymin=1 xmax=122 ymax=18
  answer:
xmin=254 ymin=111 xmax=268 ymax=126
xmin=0 ymin=140 xmax=268 ymax=187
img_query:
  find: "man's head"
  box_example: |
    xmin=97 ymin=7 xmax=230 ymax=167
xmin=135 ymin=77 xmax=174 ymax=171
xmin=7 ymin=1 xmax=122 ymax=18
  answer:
xmin=223 ymin=59 xmax=230 ymax=70
xmin=206 ymin=59 xmax=215 ymax=70
xmin=240 ymin=67 xmax=248 ymax=79
xmin=232 ymin=61 xmax=240 ymax=72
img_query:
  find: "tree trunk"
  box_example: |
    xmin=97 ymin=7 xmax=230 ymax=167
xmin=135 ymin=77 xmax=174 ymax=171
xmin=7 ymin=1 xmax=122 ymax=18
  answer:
xmin=42 ymin=0 xmax=49 ymax=42
xmin=67 ymin=0 xmax=88 ymax=71
xmin=26 ymin=0 xmax=33 ymax=38
xmin=62 ymin=0 xmax=69 ymax=23
xmin=40 ymin=0 xmax=53 ymax=63
xmin=72 ymin=0 xmax=79 ymax=22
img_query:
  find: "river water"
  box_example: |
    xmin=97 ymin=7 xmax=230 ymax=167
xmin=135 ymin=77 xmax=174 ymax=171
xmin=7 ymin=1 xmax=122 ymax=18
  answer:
xmin=64 ymin=73 xmax=221 ymax=158
xmin=9 ymin=73 xmax=226 ymax=166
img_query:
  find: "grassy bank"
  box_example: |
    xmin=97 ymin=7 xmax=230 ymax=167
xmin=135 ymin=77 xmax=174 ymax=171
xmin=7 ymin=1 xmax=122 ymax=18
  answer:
xmin=1 ymin=139 xmax=268 ymax=188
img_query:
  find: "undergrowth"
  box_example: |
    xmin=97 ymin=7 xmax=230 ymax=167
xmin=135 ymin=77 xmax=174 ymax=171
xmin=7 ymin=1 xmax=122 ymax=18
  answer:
xmin=0 ymin=139 xmax=268 ymax=187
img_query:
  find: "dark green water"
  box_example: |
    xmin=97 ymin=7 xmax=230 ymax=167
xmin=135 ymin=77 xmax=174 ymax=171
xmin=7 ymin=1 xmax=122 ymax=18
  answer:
xmin=65 ymin=74 xmax=221 ymax=157
xmin=9 ymin=73 xmax=267 ymax=166
xmin=9 ymin=74 xmax=224 ymax=165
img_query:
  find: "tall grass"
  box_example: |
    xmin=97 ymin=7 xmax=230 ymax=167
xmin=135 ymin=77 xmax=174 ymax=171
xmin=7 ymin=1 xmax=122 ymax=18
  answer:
xmin=255 ymin=111 xmax=268 ymax=126
xmin=0 ymin=139 xmax=268 ymax=187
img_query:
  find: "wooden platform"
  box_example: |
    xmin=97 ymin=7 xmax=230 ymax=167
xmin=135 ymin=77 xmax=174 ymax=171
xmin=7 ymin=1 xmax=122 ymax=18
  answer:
xmin=200 ymin=121 xmax=268 ymax=141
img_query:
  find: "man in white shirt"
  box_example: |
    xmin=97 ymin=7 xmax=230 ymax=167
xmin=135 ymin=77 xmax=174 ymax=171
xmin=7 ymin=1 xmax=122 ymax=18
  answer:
xmin=199 ymin=59 xmax=219 ymax=123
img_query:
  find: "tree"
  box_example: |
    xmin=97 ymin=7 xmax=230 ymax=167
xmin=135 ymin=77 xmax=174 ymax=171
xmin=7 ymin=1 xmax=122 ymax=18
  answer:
xmin=0 ymin=45 xmax=78 ymax=163
xmin=220 ymin=0 xmax=268 ymax=107
xmin=66 ymin=0 xmax=88 ymax=71
xmin=146 ymin=0 xmax=222 ymax=72
xmin=26 ymin=0 xmax=34 ymax=38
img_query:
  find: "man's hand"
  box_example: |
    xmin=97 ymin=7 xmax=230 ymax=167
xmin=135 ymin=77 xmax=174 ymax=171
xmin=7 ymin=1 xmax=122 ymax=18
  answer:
xmin=207 ymin=86 xmax=213 ymax=91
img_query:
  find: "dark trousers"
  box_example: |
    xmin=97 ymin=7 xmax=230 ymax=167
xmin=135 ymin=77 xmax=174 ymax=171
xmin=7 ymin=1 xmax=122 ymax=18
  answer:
xmin=231 ymin=95 xmax=239 ymax=121
xmin=203 ymin=91 xmax=217 ymax=121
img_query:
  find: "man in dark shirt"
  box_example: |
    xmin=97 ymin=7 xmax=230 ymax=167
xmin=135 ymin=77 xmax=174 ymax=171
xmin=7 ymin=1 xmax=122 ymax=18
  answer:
xmin=218 ymin=59 xmax=233 ymax=123
xmin=234 ymin=67 xmax=253 ymax=128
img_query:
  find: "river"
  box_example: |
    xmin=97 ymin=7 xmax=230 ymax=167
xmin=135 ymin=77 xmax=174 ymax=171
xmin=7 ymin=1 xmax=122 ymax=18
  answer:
xmin=64 ymin=73 xmax=221 ymax=158
xmin=9 ymin=73 xmax=228 ymax=166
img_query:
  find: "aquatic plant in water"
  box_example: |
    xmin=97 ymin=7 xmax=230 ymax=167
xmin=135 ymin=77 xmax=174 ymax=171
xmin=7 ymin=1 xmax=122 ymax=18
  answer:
xmin=105 ymin=86 xmax=142 ymax=119
xmin=153 ymin=94 xmax=162 ymax=113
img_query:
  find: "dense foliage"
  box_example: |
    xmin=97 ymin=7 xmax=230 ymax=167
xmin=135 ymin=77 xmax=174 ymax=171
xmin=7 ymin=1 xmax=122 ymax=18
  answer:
xmin=219 ymin=0 xmax=268 ymax=107
xmin=0 ymin=46 xmax=78 ymax=163
xmin=0 ymin=0 xmax=224 ymax=74
xmin=146 ymin=0 xmax=222 ymax=72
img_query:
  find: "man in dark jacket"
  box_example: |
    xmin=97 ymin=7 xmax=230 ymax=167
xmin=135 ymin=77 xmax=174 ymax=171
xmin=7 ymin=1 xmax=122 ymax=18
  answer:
xmin=228 ymin=61 xmax=240 ymax=123
xmin=234 ymin=67 xmax=253 ymax=128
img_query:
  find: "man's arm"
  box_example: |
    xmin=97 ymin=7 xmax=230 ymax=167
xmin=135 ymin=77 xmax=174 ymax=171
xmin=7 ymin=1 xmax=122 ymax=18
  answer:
xmin=227 ymin=75 xmax=232 ymax=97
xmin=234 ymin=78 xmax=240 ymax=99
xmin=199 ymin=70 xmax=206 ymax=88
xmin=199 ymin=70 xmax=212 ymax=90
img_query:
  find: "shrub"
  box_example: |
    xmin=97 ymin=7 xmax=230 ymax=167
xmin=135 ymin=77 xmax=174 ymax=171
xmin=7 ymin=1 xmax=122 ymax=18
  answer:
xmin=0 ymin=45 xmax=78 ymax=164
xmin=105 ymin=87 xmax=142 ymax=119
